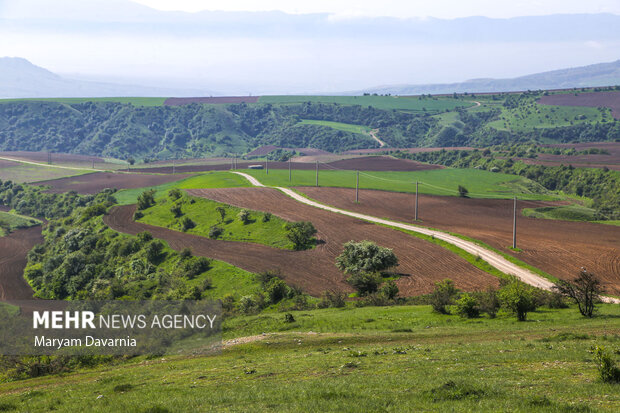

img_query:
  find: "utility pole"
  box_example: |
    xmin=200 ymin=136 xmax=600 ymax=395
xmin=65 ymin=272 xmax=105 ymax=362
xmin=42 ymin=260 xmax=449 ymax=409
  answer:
xmin=355 ymin=170 xmax=359 ymax=203
xmin=231 ymin=156 xmax=234 ymax=170
xmin=289 ymin=158 xmax=292 ymax=182
xmin=315 ymin=160 xmax=319 ymax=187
xmin=92 ymin=159 xmax=95 ymax=169
xmin=266 ymin=159 xmax=269 ymax=175
xmin=415 ymin=181 xmax=419 ymax=221
xmin=172 ymin=159 xmax=176 ymax=175
xmin=47 ymin=152 xmax=51 ymax=165
xmin=512 ymin=196 xmax=517 ymax=249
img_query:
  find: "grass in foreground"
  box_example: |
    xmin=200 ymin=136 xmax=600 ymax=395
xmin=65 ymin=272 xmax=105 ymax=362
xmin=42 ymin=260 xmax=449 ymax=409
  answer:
xmin=1 ymin=305 xmax=619 ymax=412
xmin=243 ymin=168 xmax=558 ymax=200
xmin=138 ymin=194 xmax=294 ymax=249
xmin=114 ymin=172 xmax=250 ymax=205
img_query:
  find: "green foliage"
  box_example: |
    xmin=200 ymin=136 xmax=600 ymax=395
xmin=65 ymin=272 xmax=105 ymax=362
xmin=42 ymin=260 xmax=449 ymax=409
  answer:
xmin=499 ymin=280 xmax=537 ymax=321
xmin=168 ymin=188 xmax=182 ymax=201
xmin=237 ymin=209 xmax=250 ymax=224
xmin=429 ymin=279 xmax=459 ymax=314
xmin=181 ymin=216 xmax=195 ymax=232
xmin=0 ymin=210 xmax=40 ymax=236
xmin=380 ymin=280 xmax=399 ymax=300
xmin=266 ymin=277 xmax=288 ymax=304
xmin=554 ymin=269 xmax=603 ymax=317
xmin=457 ymin=185 xmax=469 ymax=198
xmin=284 ymin=221 xmax=317 ymax=250
xmin=215 ymin=206 xmax=226 ymax=222
xmin=170 ymin=203 xmax=183 ymax=218
xmin=137 ymin=190 xmax=155 ymax=210
xmin=592 ymin=345 xmax=620 ymax=383
xmin=318 ymin=290 xmax=347 ymax=308
xmin=346 ymin=272 xmax=382 ymax=296
xmin=335 ymin=240 xmax=398 ymax=275
xmin=208 ymin=225 xmax=223 ymax=239
xmin=455 ymin=293 xmax=480 ymax=318
xmin=262 ymin=212 xmax=272 ymax=222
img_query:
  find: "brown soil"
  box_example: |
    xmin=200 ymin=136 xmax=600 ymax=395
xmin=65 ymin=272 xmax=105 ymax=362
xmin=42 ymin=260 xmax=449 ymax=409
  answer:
xmin=105 ymin=188 xmax=498 ymax=296
xmin=164 ymin=96 xmax=259 ymax=106
xmin=0 ymin=151 xmax=104 ymax=164
xmin=538 ymin=91 xmax=620 ymax=119
xmin=519 ymin=142 xmax=620 ymax=170
xmin=35 ymin=172 xmax=193 ymax=194
xmin=343 ymin=147 xmax=473 ymax=155
xmin=0 ymin=226 xmax=43 ymax=300
xmin=246 ymin=146 xmax=331 ymax=157
xmin=298 ymin=187 xmax=620 ymax=295
xmin=130 ymin=156 xmax=438 ymax=174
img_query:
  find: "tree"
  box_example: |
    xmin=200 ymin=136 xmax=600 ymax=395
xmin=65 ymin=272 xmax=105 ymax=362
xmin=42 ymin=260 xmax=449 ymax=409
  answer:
xmin=181 ymin=217 xmax=195 ymax=232
xmin=238 ymin=209 xmax=250 ymax=224
xmin=380 ymin=280 xmax=399 ymax=300
xmin=347 ymin=272 xmax=382 ymax=296
xmin=553 ymin=268 xmax=603 ymax=318
xmin=137 ymin=189 xmax=155 ymax=210
xmin=458 ymin=185 xmax=469 ymax=198
xmin=455 ymin=293 xmax=479 ymax=318
xmin=285 ymin=221 xmax=317 ymax=250
xmin=215 ymin=206 xmax=226 ymax=223
xmin=127 ymin=158 xmax=135 ymax=165
xmin=170 ymin=204 xmax=183 ymax=218
xmin=335 ymin=240 xmax=398 ymax=275
xmin=499 ymin=280 xmax=537 ymax=321
xmin=430 ymin=279 xmax=459 ymax=314
xmin=168 ymin=188 xmax=182 ymax=201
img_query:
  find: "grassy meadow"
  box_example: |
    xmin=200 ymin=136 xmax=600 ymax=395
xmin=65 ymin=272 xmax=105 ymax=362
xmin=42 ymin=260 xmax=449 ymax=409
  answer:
xmin=241 ymin=168 xmax=557 ymax=200
xmin=138 ymin=194 xmax=294 ymax=249
xmin=1 ymin=304 xmax=619 ymax=412
xmin=0 ymin=211 xmax=41 ymax=235
xmin=298 ymin=119 xmax=371 ymax=135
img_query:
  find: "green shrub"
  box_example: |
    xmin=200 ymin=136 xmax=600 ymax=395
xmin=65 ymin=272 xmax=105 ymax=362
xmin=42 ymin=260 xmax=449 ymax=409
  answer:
xmin=262 ymin=212 xmax=272 ymax=222
xmin=455 ymin=293 xmax=479 ymax=318
xmin=137 ymin=190 xmax=155 ymax=210
xmin=266 ymin=277 xmax=288 ymax=303
xmin=170 ymin=204 xmax=183 ymax=218
xmin=430 ymin=279 xmax=459 ymax=314
xmin=318 ymin=290 xmax=347 ymax=308
xmin=285 ymin=221 xmax=317 ymax=250
xmin=593 ymin=345 xmax=620 ymax=383
xmin=208 ymin=226 xmax=223 ymax=239
xmin=181 ymin=217 xmax=195 ymax=232
xmin=380 ymin=280 xmax=399 ymax=300
xmin=347 ymin=272 xmax=382 ymax=296
xmin=133 ymin=211 xmax=143 ymax=220
xmin=238 ymin=209 xmax=250 ymax=224
xmin=284 ymin=313 xmax=295 ymax=323
xmin=499 ymin=280 xmax=537 ymax=321
xmin=168 ymin=188 xmax=182 ymax=201
xmin=335 ymin=240 xmax=398 ymax=275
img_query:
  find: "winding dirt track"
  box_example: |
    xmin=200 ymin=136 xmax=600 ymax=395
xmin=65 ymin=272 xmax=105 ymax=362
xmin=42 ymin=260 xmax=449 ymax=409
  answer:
xmin=298 ymin=187 xmax=620 ymax=297
xmin=0 ymin=226 xmax=43 ymax=300
xmin=105 ymin=190 xmax=498 ymax=297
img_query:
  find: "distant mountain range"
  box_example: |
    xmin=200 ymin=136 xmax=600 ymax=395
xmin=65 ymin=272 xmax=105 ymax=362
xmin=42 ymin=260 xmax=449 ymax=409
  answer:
xmin=361 ymin=59 xmax=620 ymax=95
xmin=1 ymin=56 xmax=620 ymax=99
xmin=0 ymin=57 xmax=217 ymax=98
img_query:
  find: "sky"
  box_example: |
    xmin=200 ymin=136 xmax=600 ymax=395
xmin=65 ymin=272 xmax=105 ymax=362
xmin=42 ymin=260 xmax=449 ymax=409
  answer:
xmin=132 ymin=0 xmax=620 ymax=19
xmin=1 ymin=0 xmax=619 ymax=94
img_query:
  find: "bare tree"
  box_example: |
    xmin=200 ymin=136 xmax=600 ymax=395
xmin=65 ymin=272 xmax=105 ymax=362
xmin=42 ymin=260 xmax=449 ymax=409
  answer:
xmin=553 ymin=268 xmax=602 ymax=318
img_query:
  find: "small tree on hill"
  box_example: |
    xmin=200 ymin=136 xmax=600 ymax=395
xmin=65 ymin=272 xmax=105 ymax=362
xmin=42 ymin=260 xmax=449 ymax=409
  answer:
xmin=168 ymin=188 xmax=182 ymax=201
xmin=336 ymin=240 xmax=398 ymax=276
xmin=137 ymin=189 xmax=155 ymax=210
xmin=285 ymin=221 xmax=317 ymax=250
xmin=429 ymin=279 xmax=459 ymax=314
xmin=553 ymin=268 xmax=603 ymax=318
xmin=499 ymin=280 xmax=537 ymax=321
xmin=347 ymin=272 xmax=382 ymax=296
xmin=215 ymin=206 xmax=226 ymax=223
xmin=458 ymin=185 xmax=469 ymax=198
xmin=238 ymin=209 xmax=250 ymax=224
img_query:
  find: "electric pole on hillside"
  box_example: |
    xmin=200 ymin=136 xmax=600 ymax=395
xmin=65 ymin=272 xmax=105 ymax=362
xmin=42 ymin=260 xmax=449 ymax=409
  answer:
xmin=415 ymin=181 xmax=419 ymax=221
xmin=231 ymin=156 xmax=234 ymax=170
xmin=172 ymin=159 xmax=176 ymax=175
xmin=266 ymin=159 xmax=269 ymax=175
xmin=289 ymin=158 xmax=292 ymax=182
xmin=47 ymin=152 xmax=51 ymax=165
xmin=512 ymin=196 xmax=517 ymax=249
xmin=315 ymin=161 xmax=319 ymax=187
xmin=92 ymin=158 xmax=95 ymax=169
xmin=355 ymin=170 xmax=359 ymax=203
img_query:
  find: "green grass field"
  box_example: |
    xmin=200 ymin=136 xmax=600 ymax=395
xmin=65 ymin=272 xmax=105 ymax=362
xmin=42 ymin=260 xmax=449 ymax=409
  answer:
xmin=0 ymin=97 xmax=166 ymax=106
xmin=241 ymin=168 xmax=557 ymax=200
xmin=298 ymin=119 xmax=371 ymax=134
xmin=260 ymin=95 xmax=473 ymax=112
xmin=138 ymin=194 xmax=294 ymax=249
xmin=487 ymin=104 xmax=607 ymax=132
xmin=114 ymin=172 xmax=250 ymax=205
xmin=0 ymin=163 xmax=92 ymax=183
xmin=522 ymin=205 xmax=620 ymax=226
xmin=0 ymin=211 xmax=41 ymax=236
xmin=1 ymin=304 xmax=619 ymax=412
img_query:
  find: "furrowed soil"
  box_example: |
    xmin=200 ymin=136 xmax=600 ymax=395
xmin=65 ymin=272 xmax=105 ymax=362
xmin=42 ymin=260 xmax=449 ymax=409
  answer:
xmin=36 ymin=172 xmax=193 ymax=194
xmin=298 ymin=187 xmax=620 ymax=295
xmin=105 ymin=188 xmax=498 ymax=296
xmin=0 ymin=226 xmax=43 ymax=300
xmin=538 ymin=91 xmax=620 ymax=118
xmin=521 ymin=142 xmax=620 ymax=170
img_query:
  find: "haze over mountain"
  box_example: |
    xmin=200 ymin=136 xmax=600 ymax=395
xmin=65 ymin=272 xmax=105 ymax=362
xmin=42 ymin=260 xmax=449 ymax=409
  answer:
xmin=0 ymin=57 xmax=217 ymax=98
xmin=1 ymin=0 xmax=619 ymax=94
xmin=361 ymin=59 xmax=620 ymax=95
xmin=2 ymin=56 xmax=620 ymax=98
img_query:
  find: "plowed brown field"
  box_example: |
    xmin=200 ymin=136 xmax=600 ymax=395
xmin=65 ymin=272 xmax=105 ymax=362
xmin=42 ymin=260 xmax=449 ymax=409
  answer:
xmin=105 ymin=188 xmax=498 ymax=296
xmin=164 ymin=96 xmax=259 ymax=105
xmin=0 ymin=226 xmax=43 ymax=300
xmin=298 ymin=187 xmax=620 ymax=295
xmin=36 ymin=172 xmax=193 ymax=194
xmin=538 ymin=91 xmax=620 ymax=119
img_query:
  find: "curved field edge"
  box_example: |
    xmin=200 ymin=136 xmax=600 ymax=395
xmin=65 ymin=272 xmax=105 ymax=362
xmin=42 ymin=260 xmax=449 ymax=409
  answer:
xmin=136 ymin=193 xmax=296 ymax=250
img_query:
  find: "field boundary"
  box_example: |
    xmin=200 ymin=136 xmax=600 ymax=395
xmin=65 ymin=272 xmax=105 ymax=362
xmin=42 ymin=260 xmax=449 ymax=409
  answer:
xmin=232 ymin=171 xmax=619 ymax=303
